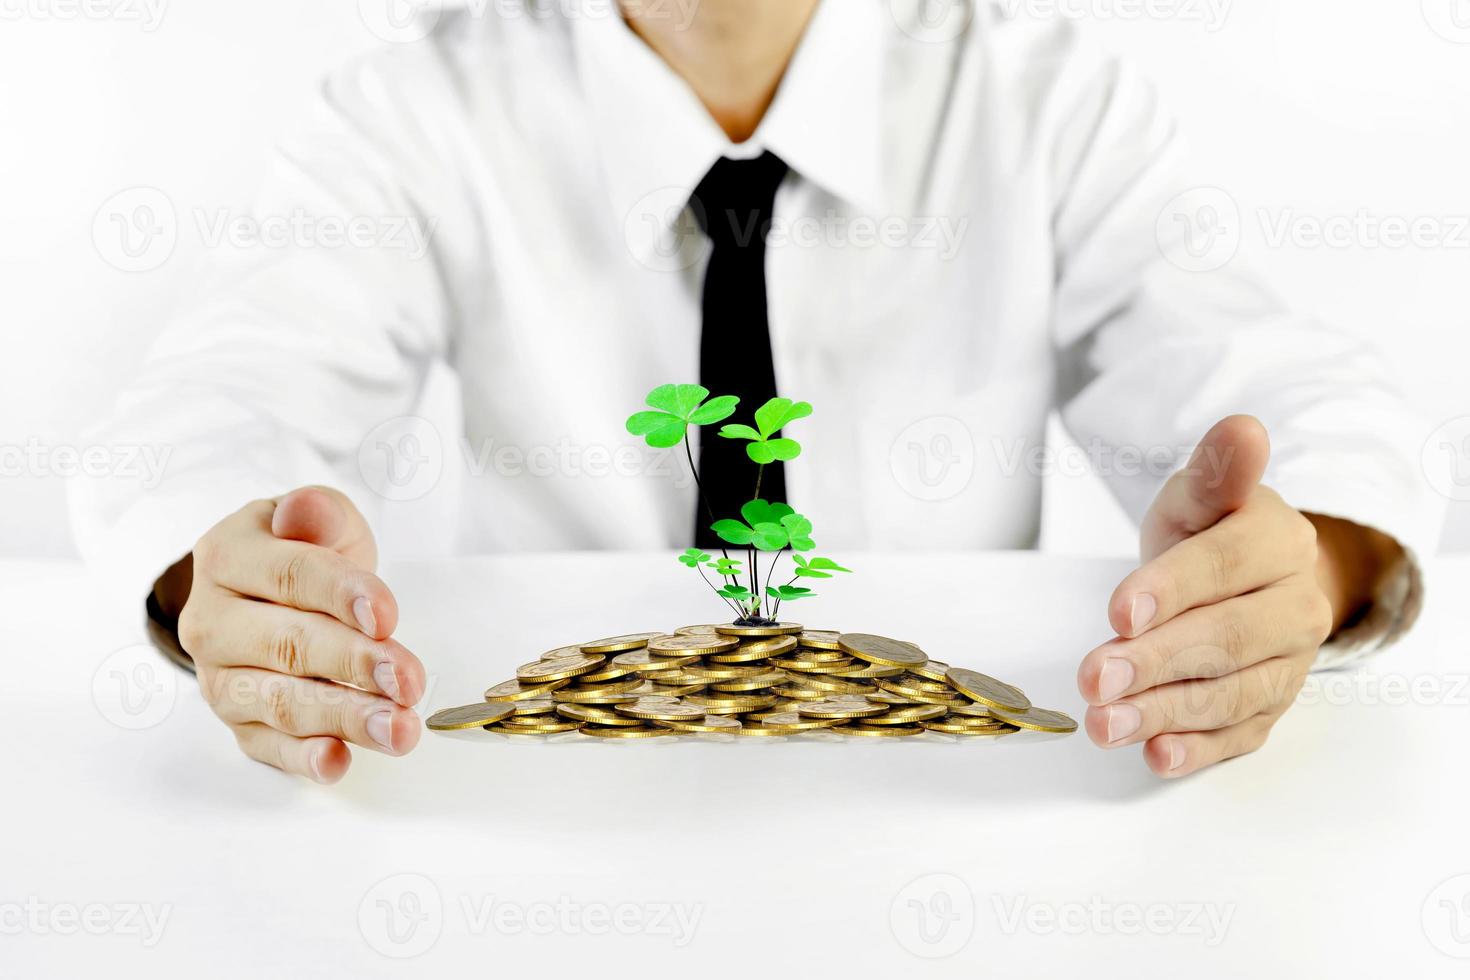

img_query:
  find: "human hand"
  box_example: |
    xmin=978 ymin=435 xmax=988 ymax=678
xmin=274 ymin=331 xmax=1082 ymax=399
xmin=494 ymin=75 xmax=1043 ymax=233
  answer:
xmin=178 ymin=486 xmax=425 ymax=782
xmin=1076 ymin=416 xmax=1337 ymax=777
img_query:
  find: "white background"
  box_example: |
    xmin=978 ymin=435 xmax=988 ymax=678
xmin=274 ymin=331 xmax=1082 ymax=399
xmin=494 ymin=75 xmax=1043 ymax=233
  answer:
xmin=2 ymin=0 xmax=1468 ymax=559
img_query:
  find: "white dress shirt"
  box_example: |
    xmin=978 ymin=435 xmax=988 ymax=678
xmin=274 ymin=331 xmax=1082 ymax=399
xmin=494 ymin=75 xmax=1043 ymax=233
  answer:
xmin=71 ymin=0 xmax=1441 ymax=661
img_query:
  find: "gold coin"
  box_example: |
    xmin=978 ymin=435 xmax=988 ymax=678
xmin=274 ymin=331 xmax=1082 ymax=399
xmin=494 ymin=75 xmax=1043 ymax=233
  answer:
xmin=943 ymin=667 xmax=1031 ymax=712
xmin=735 ymin=724 xmax=789 ymax=737
xmin=517 ymin=653 xmax=606 ymax=683
xmin=768 ymin=656 xmax=856 ymax=673
xmin=909 ymin=659 xmax=952 ymax=683
xmin=579 ymin=725 xmax=672 ymax=739
xmin=426 ymin=702 xmax=516 ymax=731
xmin=798 ymin=699 xmax=889 ymax=720
xmin=556 ymin=703 xmax=644 ymax=726
xmin=948 ymin=701 xmax=995 ymax=718
xmin=797 ymin=629 xmax=843 ymax=650
xmin=802 ymin=675 xmax=875 ymax=695
xmin=685 ymin=692 xmax=780 ymax=709
xmin=838 ymin=633 xmax=930 ymax=668
xmin=613 ymin=649 xmax=699 ymax=671
xmin=769 ymin=683 xmax=835 ymax=702
xmin=709 ymin=671 xmax=787 ymax=692
xmin=511 ymin=698 xmax=557 ymax=716
xmin=922 ymin=718 xmax=1015 ymax=736
xmin=833 ymin=723 xmax=925 ymax=737
xmin=538 ymin=643 xmax=586 ymax=660
xmin=640 ymin=680 xmax=708 ymax=697
xmin=715 ymin=622 xmax=803 ymax=637
xmin=647 ymin=634 xmax=739 ymax=656
xmin=874 ymin=677 xmax=963 ymax=704
xmin=757 ymin=711 xmax=844 ymax=733
xmin=615 ymin=699 xmax=708 ymax=722
xmin=499 ymin=716 xmax=580 ymax=733
xmin=861 ymin=703 xmax=947 ymax=725
xmin=578 ymin=661 xmax=641 ymax=683
xmin=673 ymin=624 xmax=724 ymax=636
xmin=740 ymin=700 xmax=805 ymax=721
xmin=655 ymin=715 xmax=743 ymax=733
xmin=484 ymin=678 xmax=569 ymax=702
xmin=579 ymin=632 xmax=664 ymax=654
xmin=707 ymin=635 xmax=798 ymax=663
xmin=685 ymin=663 xmax=773 ymax=681
xmin=989 ymin=705 xmax=1078 ymax=733
xmin=830 ymin=662 xmax=905 ymax=679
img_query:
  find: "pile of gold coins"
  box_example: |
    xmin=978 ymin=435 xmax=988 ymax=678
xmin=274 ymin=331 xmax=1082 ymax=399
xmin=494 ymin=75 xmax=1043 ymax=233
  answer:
xmin=426 ymin=624 xmax=1076 ymax=741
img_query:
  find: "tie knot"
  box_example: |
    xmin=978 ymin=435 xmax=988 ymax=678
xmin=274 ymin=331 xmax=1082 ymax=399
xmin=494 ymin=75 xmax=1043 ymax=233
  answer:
xmin=690 ymin=151 xmax=789 ymax=249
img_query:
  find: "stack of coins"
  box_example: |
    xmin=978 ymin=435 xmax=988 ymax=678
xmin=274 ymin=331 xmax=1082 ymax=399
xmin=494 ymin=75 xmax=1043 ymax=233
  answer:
xmin=426 ymin=626 xmax=1076 ymax=740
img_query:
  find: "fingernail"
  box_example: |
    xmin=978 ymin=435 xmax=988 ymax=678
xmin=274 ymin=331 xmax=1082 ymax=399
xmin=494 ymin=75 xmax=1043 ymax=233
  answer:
xmin=353 ymin=596 xmax=377 ymax=636
xmin=366 ymin=710 xmax=394 ymax=751
xmin=373 ymin=661 xmax=401 ymax=702
xmin=1129 ymin=594 xmax=1157 ymax=635
xmin=1097 ymin=658 xmax=1134 ymax=702
xmin=309 ymin=746 xmax=325 ymax=782
xmin=1106 ymin=703 xmax=1142 ymax=743
xmin=1168 ymin=739 xmax=1186 ymax=772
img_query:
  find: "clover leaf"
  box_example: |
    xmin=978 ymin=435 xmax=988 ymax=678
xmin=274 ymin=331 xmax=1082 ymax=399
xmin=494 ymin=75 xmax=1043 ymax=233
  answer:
xmin=707 ymin=557 xmax=743 ymax=577
xmin=626 ymin=384 xmax=739 ymax=449
xmin=765 ymin=585 xmax=813 ymax=602
xmin=717 ymin=397 xmax=812 ymax=464
xmin=778 ymin=513 xmax=815 ymax=551
xmin=792 ymin=555 xmax=851 ymax=578
xmin=678 ymin=548 xmax=712 ymax=568
xmin=711 ymin=500 xmax=803 ymax=552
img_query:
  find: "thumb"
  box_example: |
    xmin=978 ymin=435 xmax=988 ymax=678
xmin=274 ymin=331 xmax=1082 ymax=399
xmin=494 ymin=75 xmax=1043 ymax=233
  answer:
xmin=1141 ymin=415 xmax=1270 ymax=558
xmin=271 ymin=486 xmax=378 ymax=570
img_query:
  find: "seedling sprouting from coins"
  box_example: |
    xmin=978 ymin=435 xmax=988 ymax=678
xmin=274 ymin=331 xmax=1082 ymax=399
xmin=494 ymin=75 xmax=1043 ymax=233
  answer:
xmin=626 ymin=383 xmax=852 ymax=624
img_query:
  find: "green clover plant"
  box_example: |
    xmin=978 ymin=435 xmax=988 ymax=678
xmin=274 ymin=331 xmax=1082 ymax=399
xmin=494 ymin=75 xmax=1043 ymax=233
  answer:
xmin=628 ymin=385 xmax=852 ymax=623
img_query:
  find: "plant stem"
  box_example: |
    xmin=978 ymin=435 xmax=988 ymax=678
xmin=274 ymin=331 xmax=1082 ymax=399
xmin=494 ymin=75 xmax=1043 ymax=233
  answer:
xmin=764 ymin=548 xmax=785 ymax=619
xmin=752 ymin=462 xmax=765 ymax=504
xmin=683 ymin=431 xmax=738 ymax=581
xmin=771 ymin=573 xmax=801 ymax=620
xmin=696 ymin=565 xmax=743 ymax=618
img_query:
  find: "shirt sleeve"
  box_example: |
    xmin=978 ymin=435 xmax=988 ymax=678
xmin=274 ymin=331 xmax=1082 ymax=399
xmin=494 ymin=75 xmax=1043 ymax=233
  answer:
xmin=68 ymin=46 xmax=474 ymax=633
xmin=1044 ymin=31 xmax=1444 ymax=667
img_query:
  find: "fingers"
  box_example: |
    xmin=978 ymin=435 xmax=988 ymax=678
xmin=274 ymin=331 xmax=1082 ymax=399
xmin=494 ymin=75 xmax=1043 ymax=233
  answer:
xmin=1083 ymin=656 xmax=1300 ymax=749
xmin=193 ymin=499 xmax=398 ymax=639
xmin=232 ymin=724 xmax=352 ymax=784
xmin=1143 ymin=716 xmax=1274 ymax=779
xmin=209 ymin=668 xmax=422 ymax=757
xmin=271 ymin=486 xmax=378 ymax=570
xmin=192 ymin=599 xmax=424 ymax=705
xmin=1139 ymin=415 xmax=1270 ymax=558
xmin=1108 ymin=492 xmax=1317 ymax=638
xmin=1080 ymin=583 xmax=1327 ymax=705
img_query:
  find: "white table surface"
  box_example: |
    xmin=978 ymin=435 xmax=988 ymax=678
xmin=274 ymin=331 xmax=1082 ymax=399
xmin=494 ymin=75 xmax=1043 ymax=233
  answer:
xmin=3 ymin=552 xmax=1468 ymax=977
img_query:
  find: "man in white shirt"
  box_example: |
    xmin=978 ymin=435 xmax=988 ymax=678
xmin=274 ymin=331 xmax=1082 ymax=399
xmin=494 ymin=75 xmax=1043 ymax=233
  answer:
xmin=72 ymin=0 xmax=1435 ymax=782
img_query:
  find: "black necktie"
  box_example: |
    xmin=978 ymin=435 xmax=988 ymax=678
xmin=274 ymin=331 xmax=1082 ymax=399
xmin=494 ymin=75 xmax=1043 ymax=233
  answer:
xmin=690 ymin=151 xmax=790 ymax=548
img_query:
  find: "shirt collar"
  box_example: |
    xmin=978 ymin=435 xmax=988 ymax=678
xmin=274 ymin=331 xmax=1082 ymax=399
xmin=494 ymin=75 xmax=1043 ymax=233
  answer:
xmin=572 ymin=0 xmax=887 ymax=255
